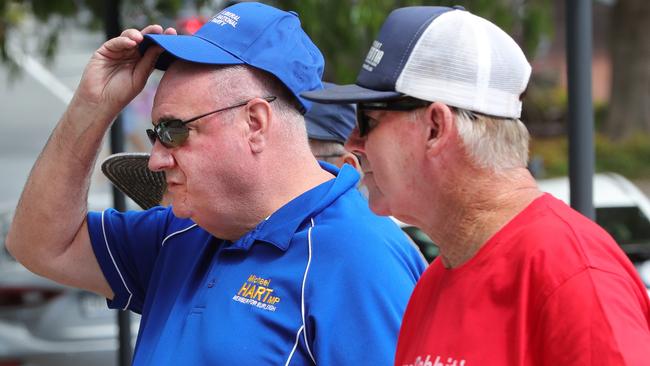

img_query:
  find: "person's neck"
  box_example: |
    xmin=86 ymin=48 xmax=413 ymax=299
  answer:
xmin=228 ymin=151 xmax=333 ymax=240
xmin=425 ymin=168 xmax=542 ymax=269
xmin=265 ymin=149 xmax=334 ymax=207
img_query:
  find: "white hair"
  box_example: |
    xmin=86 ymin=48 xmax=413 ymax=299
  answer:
xmin=453 ymin=108 xmax=530 ymax=171
xmin=308 ymin=139 xmax=347 ymax=163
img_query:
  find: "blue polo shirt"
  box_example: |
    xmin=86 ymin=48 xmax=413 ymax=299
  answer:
xmin=88 ymin=163 xmax=426 ymax=365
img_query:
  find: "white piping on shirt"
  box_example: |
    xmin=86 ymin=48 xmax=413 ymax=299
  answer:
xmin=285 ymin=325 xmax=306 ymax=366
xmin=161 ymin=224 xmax=198 ymax=247
xmin=101 ymin=212 xmax=197 ymax=310
xmin=285 ymin=217 xmax=317 ymax=365
xmin=101 ymin=210 xmax=133 ymax=311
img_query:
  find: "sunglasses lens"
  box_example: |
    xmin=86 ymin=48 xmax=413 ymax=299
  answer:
xmin=146 ymin=129 xmax=157 ymax=145
xmin=164 ymin=124 xmax=189 ymax=147
xmin=150 ymin=120 xmax=189 ymax=148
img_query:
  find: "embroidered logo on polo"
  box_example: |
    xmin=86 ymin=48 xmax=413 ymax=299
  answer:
xmin=232 ymin=274 xmax=281 ymax=312
xmin=211 ymin=10 xmax=240 ymax=28
xmin=363 ymin=40 xmax=385 ymax=72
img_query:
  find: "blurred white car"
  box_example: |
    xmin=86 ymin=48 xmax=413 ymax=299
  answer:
xmin=537 ymin=172 xmax=650 ymax=289
xmin=0 ymin=194 xmax=140 ymax=366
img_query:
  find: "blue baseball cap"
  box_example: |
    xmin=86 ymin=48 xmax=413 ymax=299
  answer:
xmin=302 ymin=6 xmax=531 ymax=119
xmin=140 ymin=2 xmax=324 ymax=113
xmin=305 ymin=83 xmax=356 ymax=144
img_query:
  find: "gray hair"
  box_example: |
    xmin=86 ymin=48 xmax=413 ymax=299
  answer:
xmin=308 ymin=139 xmax=347 ymax=164
xmin=453 ymin=108 xmax=530 ymax=171
xmin=209 ymin=65 xmax=307 ymax=143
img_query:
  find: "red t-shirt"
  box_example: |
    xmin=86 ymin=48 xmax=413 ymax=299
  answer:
xmin=395 ymin=194 xmax=650 ymax=366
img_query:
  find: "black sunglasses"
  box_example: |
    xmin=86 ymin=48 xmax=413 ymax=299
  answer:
xmin=356 ymin=97 xmax=432 ymax=137
xmin=146 ymin=96 xmax=277 ymax=148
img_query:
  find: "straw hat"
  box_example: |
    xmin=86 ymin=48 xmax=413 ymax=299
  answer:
xmin=100 ymin=153 xmax=166 ymax=210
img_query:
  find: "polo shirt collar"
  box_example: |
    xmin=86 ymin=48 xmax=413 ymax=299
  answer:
xmin=225 ymin=162 xmax=360 ymax=251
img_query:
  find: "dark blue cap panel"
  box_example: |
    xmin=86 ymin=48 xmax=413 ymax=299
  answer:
xmin=305 ymin=82 xmax=357 ymax=143
xmin=356 ymin=6 xmax=454 ymax=92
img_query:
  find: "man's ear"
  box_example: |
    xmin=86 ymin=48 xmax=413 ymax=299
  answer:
xmin=341 ymin=151 xmax=361 ymax=171
xmin=424 ymin=102 xmax=455 ymax=158
xmin=246 ymin=98 xmax=272 ymax=153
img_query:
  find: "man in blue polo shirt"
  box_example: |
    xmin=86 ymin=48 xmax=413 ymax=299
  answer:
xmin=7 ymin=2 xmax=425 ymax=365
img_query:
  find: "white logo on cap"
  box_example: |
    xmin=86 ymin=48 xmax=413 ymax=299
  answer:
xmin=211 ymin=10 xmax=240 ymax=28
xmin=363 ymin=41 xmax=384 ymax=72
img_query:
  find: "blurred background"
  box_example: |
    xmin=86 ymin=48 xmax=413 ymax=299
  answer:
xmin=3 ymin=0 xmax=648 ymax=190
xmin=0 ymin=0 xmax=649 ymax=365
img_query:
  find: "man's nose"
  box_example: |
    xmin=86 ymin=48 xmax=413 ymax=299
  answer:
xmin=148 ymin=141 xmax=175 ymax=172
xmin=344 ymin=126 xmax=366 ymax=155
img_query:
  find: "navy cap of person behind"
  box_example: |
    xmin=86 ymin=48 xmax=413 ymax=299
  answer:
xmin=305 ymin=82 xmax=356 ymax=144
xmin=139 ymin=2 xmax=324 ymax=113
xmin=302 ymin=6 xmax=531 ymax=120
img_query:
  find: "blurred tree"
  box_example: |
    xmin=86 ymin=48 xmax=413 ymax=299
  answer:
xmin=2 ymin=0 xmax=552 ymax=81
xmin=0 ymin=0 xmax=210 ymax=67
xmin=274 ymin=0 xmax=553 ymax=83
xmin=604 ymin=0 xmax=650 ymax=140
xmin=17 ymin=0 xmax=650 ymax=140
xmin=272 ymin=0 xmax=394 ymax=82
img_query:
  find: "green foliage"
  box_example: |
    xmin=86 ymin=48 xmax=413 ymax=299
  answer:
xmin=273 ymin=0 xmax=397 ymax=82
xmin=1 ymin=0 xmax=554 ymax=83
xmin=530 ymin=136 xmax=568 ymax=177
xmin=522 ymin=72 xmax=568 ymax=126
xmin=30 ymin=0 xmax=78 ymax=20
xmin=1 ymin=0 xmax=89 ymax=66
xmin=595 ymin=134 xmax=650 ymax=178
xmin=521 ymin=1 xmax=553 ymax=56
xmin=0 ymin=0 xmax=198 ymax=68
xmin=154 ymin=0 xmax=182 ymax=15
xmin=531 ymin=134 xmax=650 ymax=179
xmin=424 ymin=0 xmax=553 ymax=55
xmin=0 ymin=1 xmax=25 ymax=66
xmin=273 ymin=0 xmax=553 ymax=83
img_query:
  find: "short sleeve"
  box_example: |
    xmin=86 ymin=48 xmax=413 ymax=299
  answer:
xmin=87 ymin=207 xmax=173 ymax=313
xmin=531 ymin=268 xmax=650 ymax=365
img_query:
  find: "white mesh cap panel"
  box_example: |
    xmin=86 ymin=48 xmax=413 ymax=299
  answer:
xmin=395 ymin=10 xmax=531 ymax=119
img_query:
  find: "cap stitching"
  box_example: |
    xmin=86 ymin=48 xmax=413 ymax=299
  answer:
xmin=192 ymin=33 xmax=246 ymax=63
xmin=392 ymin=13 xmax=442 ymax=81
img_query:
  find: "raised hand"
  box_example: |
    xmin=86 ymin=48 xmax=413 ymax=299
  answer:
xmin=75 ymin=25 xmax=177 ymax=117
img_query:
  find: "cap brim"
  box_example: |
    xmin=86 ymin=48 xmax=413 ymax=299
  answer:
xmin=101 ymin=153 xmax=166 ymax=210
xmin=141 ymin=34 xmax=244 ymax=70
xmin=301 ymin=84 xmax=402 ymax=104
xmin=306 ymin=124 xmax=345 ymax=144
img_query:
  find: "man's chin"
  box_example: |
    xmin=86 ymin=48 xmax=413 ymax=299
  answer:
xmin=170 ymin=204 xmax=192 ymax=219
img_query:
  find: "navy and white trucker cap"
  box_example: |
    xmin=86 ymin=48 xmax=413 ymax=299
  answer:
xmin=140 ymin=2 xmax=324 ymax=113
xmin=302 ymin=6 xmax=531 ymax=119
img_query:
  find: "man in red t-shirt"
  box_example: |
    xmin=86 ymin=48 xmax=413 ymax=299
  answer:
xmin=302 ymin=6 xmax=650 ymax=365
